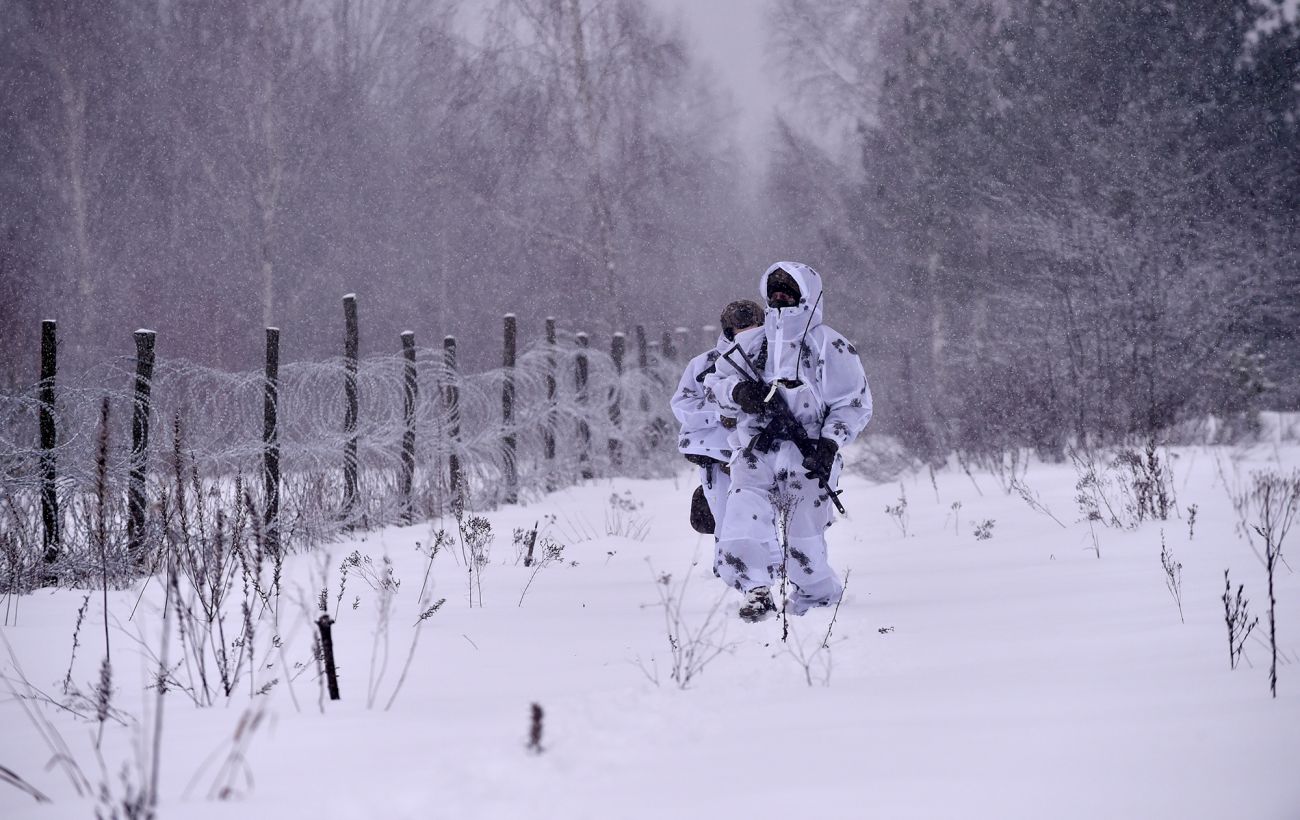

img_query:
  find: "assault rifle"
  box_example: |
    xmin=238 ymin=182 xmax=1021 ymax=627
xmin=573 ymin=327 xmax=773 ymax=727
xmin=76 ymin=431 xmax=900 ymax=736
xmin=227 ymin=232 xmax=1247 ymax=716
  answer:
xmin=720 ymin=344 xmax=846 ymax=515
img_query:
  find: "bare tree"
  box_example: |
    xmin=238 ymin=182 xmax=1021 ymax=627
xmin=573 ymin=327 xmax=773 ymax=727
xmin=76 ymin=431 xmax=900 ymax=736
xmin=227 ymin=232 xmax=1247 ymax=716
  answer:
xmin=477 ymin=0 xmax=733 ymax=329
xmin=0 ymin=1 xmax=125 ymax=350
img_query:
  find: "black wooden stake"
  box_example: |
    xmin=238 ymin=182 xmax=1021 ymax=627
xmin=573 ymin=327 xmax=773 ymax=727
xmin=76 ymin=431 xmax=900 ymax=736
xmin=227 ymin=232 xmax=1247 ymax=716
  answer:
xmin=575 ymin=333 xmax=592 ymax=479
xmin=635 ymin=324 xmax=650 ymax=410
xmin=127 ymin=329 xmax=156 ymax=561
xmin=609 ymin=332 xmax=624 ymax=466
xmin=443 ymin=335 xmax=461 ymax=504
xmin=675 ymin=326 xmax=689 ymax=362
xmin=342 ymin=295 xmax=359 ymax=523
xmin=38 ymin=320 xmax=60 ymax=563
xmin=264 ymin=327 xmax=281 ymax=557
xmin=503 ymin=314 xmax=518 ymax=504
xmin=544 ymin=317 xmax=556 ymax=490
xmin=400 ymin=331 xmax=417 ymax=523
xmin=317 ymin=615 xmax=341 ymax=701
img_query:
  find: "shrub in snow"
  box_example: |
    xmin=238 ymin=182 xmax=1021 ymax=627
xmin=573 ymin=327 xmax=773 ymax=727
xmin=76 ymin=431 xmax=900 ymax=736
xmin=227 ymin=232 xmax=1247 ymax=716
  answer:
xmin=1222 ymin=570 xmax=1258 ymax=672
xmin=780 ymin=570 xmax=850 ymax=687
xmin=1113 ymin=441 xmax=1173 ymax=523
xmin=884 ymin=485 xmax=909 ymax=537
xmin=1239 ymin=470 xmax=1300 ymax=698
xmin=451 ymin=493 xmax=494 ymax=608
xmin=517 ymin=525 xmax=567 ymax=608
xmin=1010 ymin=476 xmax=1065 ymax=528
xmin=1159 ymin=533 xmax=1183 ymax=624
xmin=1069 ymin=440 xmax=1174 ymax=529
xmin=605 ymin=490 xmax=650 ymax=540
xmin=638 ymin=561 xmax=734 ymax=690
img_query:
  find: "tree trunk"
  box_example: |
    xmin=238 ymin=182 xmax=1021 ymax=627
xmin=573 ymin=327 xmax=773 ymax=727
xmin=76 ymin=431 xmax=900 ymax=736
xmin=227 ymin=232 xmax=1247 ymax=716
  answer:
xmin=260 ymin=216 xmax=276 ymax=330
xmin=565 ymin=0 xmax=623 ymax=327
xmin=927 ymin=251 xmax=946 ymax=396
xmin=54 ymin=61 xmax=95 ymax=350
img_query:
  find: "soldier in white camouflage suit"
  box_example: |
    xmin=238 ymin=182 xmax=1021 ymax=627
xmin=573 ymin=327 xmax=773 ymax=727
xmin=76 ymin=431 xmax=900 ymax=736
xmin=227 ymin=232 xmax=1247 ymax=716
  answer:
xmin=704 ymin=262 xmax=872 ymax=622
xmin=670 ymin=300 xmax=764 ymax=546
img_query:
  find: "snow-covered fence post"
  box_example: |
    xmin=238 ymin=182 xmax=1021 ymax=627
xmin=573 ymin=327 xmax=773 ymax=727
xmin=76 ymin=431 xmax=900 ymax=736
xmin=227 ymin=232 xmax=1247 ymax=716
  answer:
xmin=635 ymin=325 xmax=652 ymax=457
xmin=576 ymin=332 xmax=592 ymax=480
xmin=443 ymin=335 xmax=461 ymax=502
xmin=38 ymin=319 xmax=60 ymax=563
xmin=544 ymin=317 xmax=557 ymax=489
xmin=342 ymin=294 xmax=359 ymax=525
xmin=127 ymin=329 xmax=156 ymax=561
xmin=635 ymin=325 xmax=650 ymax=410
xmin=503 ymin=314 xmax=518 ymax=504
xmin=609 ymin=332 xmax=625 ymax=467
xmin=400 ymin=330 xmax=417 ymax=524
xmin=701 ymin=324 xmax=717 ymax=352
xmin=264 ymin=327 xmax=281 ymax=557
xmin=661 ymin=330 xmax=676 ymax=362
xmin=674 ymin=327 xmax=690 ymax=361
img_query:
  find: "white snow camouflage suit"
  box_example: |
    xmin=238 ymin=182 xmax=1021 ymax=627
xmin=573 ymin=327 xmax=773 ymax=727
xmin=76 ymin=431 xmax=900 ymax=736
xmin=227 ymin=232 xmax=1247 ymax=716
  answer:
xmin=670 ymin=334 xmax=739 ymax=539
xmin=704 ymin=261 xmax=873 ymax=613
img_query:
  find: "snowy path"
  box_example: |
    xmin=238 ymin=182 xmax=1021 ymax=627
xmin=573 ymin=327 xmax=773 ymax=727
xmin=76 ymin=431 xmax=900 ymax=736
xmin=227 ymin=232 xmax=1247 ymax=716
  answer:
xmin=3 ymin=444 xmax=1299 ymax=819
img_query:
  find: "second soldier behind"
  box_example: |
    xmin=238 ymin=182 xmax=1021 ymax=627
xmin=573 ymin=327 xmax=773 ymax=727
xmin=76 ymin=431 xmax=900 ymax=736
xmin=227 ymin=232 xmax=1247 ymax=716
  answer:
xmin=670 ymin=300 xmax=765 ymax=556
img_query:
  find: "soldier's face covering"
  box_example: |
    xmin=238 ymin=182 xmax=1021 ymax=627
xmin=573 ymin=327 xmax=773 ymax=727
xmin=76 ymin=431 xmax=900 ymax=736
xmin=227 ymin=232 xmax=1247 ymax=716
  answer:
xmin=766 ymin=269 xmax=801 ymax=309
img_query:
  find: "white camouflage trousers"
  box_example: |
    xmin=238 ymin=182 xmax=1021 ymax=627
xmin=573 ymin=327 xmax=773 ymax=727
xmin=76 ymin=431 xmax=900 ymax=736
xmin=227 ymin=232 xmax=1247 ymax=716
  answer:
xmin=714 ymin=440 xmax=843 ymax=615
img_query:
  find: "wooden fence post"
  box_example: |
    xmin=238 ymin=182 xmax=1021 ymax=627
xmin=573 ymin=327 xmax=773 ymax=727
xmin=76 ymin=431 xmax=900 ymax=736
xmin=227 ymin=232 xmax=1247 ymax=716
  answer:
xmin=674 ymin=327 xmax=690 ymax=361
xmin=635 ymin=325 xmax=649 ymax=384
xmin=400 ymin=330 xmax=417 ymax=524
xmin=264 ymin=327 xmax=281 ymax=557
xmin=701 ymin=324 xmax=718 ymax=351
xmin=442 ymin=335 xmax=461 ymax=502
xmin=502 ymin=314 xmax=518 ymax=504
xmin=661 ymin=330 xmax=676 ymax=362
xmin=635 ymin=324 xmax=654 ymax=453
xmin=317 ymin=615 xmax=341 ymax=700
xmin=39 ymin=320 xmax=60 ymax=563
xmin=609 ymin=332 xmax=624 ymax=466
xmin=575 ymin=332 xmax=592 ymax=479
xmin=127 ymin=329 xmax=156 ymax=561
xmin=544 ymin=317 xmax=556 ymax=489
xmin=342 ymin=295 xmax=359 ymax=524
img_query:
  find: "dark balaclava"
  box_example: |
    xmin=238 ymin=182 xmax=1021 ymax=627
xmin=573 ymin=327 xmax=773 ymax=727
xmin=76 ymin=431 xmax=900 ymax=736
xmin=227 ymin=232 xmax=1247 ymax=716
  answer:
xmin=721 ymin=299 xmax=764 ymax=341
xmin=766 ymin=267 xmax=802 ymax=309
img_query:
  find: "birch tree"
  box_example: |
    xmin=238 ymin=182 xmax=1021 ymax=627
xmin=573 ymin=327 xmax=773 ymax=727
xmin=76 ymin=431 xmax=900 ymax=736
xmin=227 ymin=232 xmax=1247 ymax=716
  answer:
xmin=0 ymin=1 xmax=129 ymax=350
xmin=479 ymin=0 xmax=733 ymax=329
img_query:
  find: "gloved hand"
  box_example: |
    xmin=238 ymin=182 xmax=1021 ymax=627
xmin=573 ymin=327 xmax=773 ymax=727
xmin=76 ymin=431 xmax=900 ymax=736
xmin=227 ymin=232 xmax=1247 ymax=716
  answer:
xmin=802 ymin=438 xmax=838 ymax=480
xmin=684 ymin=453 xmax=721 ymax=468
xmin=732 ymin=381 xmax=766 ymax=414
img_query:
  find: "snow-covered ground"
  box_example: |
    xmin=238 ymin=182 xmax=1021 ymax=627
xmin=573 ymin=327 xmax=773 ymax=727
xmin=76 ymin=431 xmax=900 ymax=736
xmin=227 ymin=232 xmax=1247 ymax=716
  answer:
xmin=3 ymin=443 xmax=1299 ymax=819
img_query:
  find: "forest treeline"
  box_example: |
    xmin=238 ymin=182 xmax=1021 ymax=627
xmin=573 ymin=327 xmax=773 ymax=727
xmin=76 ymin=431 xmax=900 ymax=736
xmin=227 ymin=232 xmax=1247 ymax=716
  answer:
xmin=2 ymin=0 xmax=1297 ymax=455
xmin=769 ymin=0 xmax=1300 ymax=456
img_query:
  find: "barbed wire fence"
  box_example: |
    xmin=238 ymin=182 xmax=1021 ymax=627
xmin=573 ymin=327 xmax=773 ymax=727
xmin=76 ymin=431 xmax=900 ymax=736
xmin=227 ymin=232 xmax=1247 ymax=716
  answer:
xmin=1 ymin=301 xmax=716 ymax=592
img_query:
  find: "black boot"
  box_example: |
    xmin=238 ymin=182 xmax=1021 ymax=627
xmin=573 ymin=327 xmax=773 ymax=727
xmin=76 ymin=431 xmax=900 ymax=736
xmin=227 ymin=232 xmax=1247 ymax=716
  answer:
xmin=738 ymin=586 xmax=776 ymax=623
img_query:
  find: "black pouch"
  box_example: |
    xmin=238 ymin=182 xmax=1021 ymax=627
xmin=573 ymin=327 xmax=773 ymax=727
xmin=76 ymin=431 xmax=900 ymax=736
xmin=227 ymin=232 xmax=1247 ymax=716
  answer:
xmin=689 ymin=485 xmax=715 ymax=534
